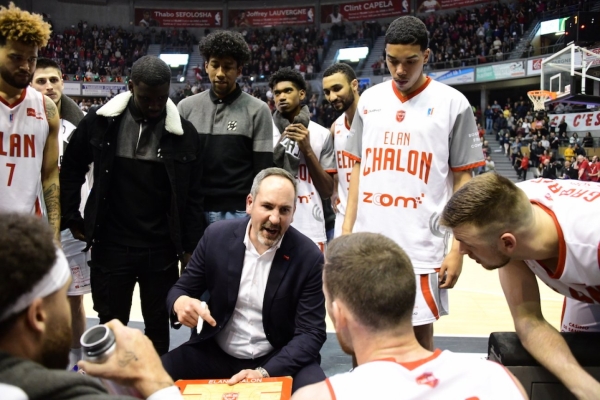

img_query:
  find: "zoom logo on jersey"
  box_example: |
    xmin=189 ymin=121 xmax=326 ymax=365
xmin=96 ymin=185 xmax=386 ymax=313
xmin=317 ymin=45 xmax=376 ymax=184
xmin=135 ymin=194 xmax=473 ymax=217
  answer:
xmin=363 ymin=191 xmax=424 ymax=209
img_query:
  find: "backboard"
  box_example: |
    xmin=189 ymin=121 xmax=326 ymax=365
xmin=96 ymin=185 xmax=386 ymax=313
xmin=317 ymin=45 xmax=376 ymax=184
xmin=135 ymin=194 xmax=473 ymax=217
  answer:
xmin=541 ymin=44 xmax=600 ymax=107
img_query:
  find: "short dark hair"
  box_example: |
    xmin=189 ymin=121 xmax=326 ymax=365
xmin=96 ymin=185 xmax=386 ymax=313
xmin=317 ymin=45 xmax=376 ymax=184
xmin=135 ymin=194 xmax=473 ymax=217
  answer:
xmin=35 ymin=57 xmax=61 ymax=73
xmin=269 ymin=67 xmax=306 ymax=91
xmin=199 ymin=30 xmax=250 ymax=67
xmin=0 ymin=214 xmax=56 ymax=337
xmin=385 ymin=16 xmax=429 ymax=51
xmin=323 ymin=62 xmax=357 ymax=84
xmin=130 ymin=56 xmax=171 ymax=87
xmin=324 ymin=233 xmax=416 ymax=331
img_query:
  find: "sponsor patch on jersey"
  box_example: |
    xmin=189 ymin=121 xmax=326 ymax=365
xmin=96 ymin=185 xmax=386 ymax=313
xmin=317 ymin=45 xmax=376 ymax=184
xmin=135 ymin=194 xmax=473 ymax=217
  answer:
xmin=396 ymin=110 xmax=406 ymax=122
xmin=227 ymin=121 xmax=238 ymax=131
xmin=26 ymin=107 xmax=44 ymax=120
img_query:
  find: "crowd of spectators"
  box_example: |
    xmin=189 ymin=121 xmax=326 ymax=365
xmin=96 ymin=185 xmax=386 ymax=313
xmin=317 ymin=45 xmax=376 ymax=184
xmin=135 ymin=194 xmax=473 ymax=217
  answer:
xmin=481 ymin=93 xmax=598 ymax=182
xmin=392 ymin=0 xmax=587 ymax=72
xmin=224 ymin=26 xmax=328 ymax=81
xmin=39 ymin=17 xmax=198 ymax=83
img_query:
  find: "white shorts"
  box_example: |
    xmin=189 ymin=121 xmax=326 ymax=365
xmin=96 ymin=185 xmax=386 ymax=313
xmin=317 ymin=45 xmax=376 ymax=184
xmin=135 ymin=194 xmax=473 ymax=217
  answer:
xmin=561 ymin=297 xmax=600 ymax=332
xmin=61 ymin=229 xmax=91 ymax=296
xmin=334 ymin=212 xmax=344 ymax=239
xmin=413 ymin=272 xmax=448 ymax=326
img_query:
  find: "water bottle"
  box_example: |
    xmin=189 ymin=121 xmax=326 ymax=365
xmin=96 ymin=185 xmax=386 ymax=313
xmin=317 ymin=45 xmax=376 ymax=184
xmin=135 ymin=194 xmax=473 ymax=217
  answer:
xmin=80 ymin=324 xmax=143 ymax=398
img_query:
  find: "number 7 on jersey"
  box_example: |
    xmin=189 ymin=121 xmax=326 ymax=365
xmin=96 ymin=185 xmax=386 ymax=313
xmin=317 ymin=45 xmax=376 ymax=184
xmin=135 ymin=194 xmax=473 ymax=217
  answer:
xmin=6 ymin=163 xmax=15 ymax=186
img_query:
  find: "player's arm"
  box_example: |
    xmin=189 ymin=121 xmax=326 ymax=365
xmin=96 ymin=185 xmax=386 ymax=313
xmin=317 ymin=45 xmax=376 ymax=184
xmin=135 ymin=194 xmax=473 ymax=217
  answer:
xmin=291 ymin=381 xmax=333 ymax=400
xmin=286 ymin=124 xmax=334 ymax=198
xmin=329 ymin=124 xmax=340 ymax=213
xmin=500 ymin=260 xmax=600 ymax=399
xmin=439 ymin=170 xmax=473 ymax=288
xmin=42 ymin=96 xmax=61 ymax=241
xmin=342 ymin=162 xmax=360 ymax=235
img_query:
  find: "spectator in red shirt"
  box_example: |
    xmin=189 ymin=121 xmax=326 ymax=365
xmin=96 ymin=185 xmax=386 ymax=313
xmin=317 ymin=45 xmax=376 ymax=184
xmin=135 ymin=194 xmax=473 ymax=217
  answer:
xmin=589 ymin=155 xmax=599 ymax=182
xmin=577 ymin=155 xmax=591 ymax=181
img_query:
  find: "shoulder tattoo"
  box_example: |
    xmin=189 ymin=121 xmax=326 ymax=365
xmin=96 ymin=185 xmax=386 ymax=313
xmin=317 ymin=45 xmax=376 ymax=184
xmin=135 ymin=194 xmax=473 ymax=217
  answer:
xmin=44 ymin=96 xmax=58 ymax=120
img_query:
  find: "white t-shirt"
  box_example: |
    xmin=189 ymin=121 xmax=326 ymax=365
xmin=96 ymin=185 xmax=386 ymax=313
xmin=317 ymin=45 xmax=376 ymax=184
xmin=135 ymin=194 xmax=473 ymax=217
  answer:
xmin=332 ymin=114 xmax=355 ymax=217
xmin=0 ymin=87 xmax=49 ymax=215
xmin=327 ymin=350 xmax=524 ymax=399
xmin=519 ymin=178 xmax=600 ymax=304
xmin=274 ymin=120 xmax=336 ymax=244
xmin=345 ymin=78 xmax=484 ymax=272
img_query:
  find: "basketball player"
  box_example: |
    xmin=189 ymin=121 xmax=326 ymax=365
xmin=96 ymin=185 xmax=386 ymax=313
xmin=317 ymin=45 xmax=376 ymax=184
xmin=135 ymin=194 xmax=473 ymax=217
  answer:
xmin=342 ymin=16 xmax=484 ymax=350
xmin=441 ymin=174 xmax=600 ymax=399
xmin=0 ymin=3 xmax=61 ymax=240
xmin=292 ymin=233 xmax=527 ymax=400
xmin=322 ymin=63 xmax=359 ymax=238
xmin=271 ymin=67 xmax=336 ymax=251
xmin=31 ymin=58 xmax=90 ymax=369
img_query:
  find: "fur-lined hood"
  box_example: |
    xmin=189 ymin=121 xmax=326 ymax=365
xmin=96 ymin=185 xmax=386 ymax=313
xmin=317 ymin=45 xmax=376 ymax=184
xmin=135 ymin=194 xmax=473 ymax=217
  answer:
xmin=96 ymin=91 xmax=183 ymax=135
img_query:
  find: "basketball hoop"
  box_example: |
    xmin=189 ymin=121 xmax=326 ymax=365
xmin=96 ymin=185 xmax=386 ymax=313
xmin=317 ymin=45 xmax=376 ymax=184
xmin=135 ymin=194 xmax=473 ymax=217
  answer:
xmin=528 ymin=90 xmax=557 ymax=111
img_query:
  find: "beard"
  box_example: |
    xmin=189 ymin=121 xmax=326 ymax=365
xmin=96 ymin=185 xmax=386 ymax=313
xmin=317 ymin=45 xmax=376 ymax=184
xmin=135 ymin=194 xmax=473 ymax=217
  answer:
xmin=39 ymin=319 xmax=72 ymax=369
xmin=0 ymin=67 xmax=31 ymax=89
xmin=257 ymin=221 xmax=283 ymax=248
xmin=333 ymin=92 xmax=355 ymax=113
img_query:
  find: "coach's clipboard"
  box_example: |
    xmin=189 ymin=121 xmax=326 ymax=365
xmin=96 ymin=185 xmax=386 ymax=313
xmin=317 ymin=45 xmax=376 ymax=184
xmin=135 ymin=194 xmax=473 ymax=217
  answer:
xmin=175 ymin=376 xmax=293 ymax=399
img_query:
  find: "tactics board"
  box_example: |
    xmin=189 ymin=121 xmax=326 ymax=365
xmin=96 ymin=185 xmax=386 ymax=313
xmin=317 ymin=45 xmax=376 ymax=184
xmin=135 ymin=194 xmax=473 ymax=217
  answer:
xmin=175 ymin=377 xmax=293 ymax=400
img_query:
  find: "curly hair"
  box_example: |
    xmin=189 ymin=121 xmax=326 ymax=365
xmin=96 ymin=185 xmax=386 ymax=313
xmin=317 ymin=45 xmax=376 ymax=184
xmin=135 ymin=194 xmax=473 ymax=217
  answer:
xmin=0 ymin=213 xmax=56 ymax=337
xmin=0 ymin=2 xmax=52 ymax=47
xmin=385 ymin=16 xmax=429 ymax=51
xmin=268 ymin=67 xmax=306 ymax=91
xmin=199 ymin=30 xmax=250 ymax=67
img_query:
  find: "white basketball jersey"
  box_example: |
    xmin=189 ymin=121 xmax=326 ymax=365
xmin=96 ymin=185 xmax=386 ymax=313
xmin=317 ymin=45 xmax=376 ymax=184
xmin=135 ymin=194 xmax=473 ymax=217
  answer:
xmin=274 ymin=120 xmax=336 ymax=244
xmin=519 ymin=179 xmax=600 ymax=304
xmin=345 ymin=78 xmax=484 ymax=272
xmin=0 ymin=87 xmax=49 ymax=215
xmin=327 ymin=350 xmax=524 ymax=399
xmin=333 ymin=114 xmax=355 ymax=217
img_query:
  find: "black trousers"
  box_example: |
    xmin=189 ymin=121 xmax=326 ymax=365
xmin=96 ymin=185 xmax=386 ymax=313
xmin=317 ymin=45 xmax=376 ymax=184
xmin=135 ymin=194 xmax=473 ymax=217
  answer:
xmin=162 ymin=338 xmax=326 ymax=393
xmin=90 ymin=242 xmax=179 ymax=355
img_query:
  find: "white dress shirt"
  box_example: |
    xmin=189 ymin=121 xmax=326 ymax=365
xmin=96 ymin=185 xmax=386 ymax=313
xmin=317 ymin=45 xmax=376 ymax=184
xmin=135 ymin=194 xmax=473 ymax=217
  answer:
xmin=215 ymin=221 xmax=282 ymax=359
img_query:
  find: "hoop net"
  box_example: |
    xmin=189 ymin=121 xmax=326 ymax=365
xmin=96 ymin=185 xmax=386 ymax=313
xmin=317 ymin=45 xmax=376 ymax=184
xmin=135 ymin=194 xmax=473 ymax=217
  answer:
xmin=528 ymin=90 xmax=556 ymax=111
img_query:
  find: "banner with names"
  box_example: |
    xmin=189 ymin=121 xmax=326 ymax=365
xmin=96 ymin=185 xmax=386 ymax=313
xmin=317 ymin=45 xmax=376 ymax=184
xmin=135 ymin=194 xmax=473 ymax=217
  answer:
xmin=229 ymin=7 xmax=316 ymax=27
xmin=417 ymin=0 xmax=488 ymax=13
xmin=134 ymin=8 xmax=223 ymax=28
xmin=321 ymin=1 xmax=409 ymax=23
